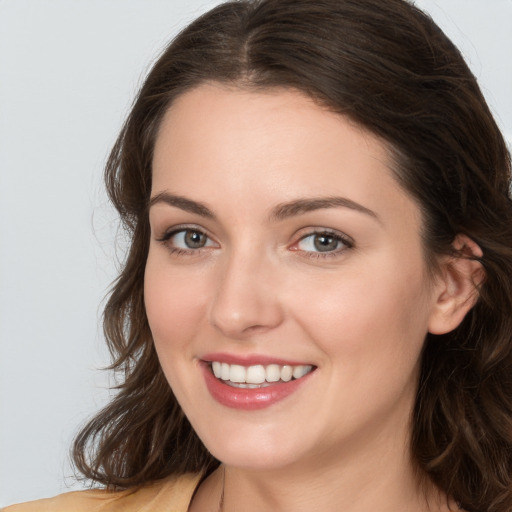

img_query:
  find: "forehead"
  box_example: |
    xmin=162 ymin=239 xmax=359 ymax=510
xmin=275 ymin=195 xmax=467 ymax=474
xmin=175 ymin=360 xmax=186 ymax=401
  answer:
xmin=151 ymin=84 xmax=420 ymax=230
xmin=153 ymin=84 xmax=387 ymax=183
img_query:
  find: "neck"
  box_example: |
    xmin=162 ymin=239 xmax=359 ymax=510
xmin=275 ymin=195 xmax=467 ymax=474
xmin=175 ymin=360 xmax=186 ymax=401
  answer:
xmin=221 ymin=439 xmax=429 ymax=512
xmin=189 ymin=395 xmax=457 ymax=512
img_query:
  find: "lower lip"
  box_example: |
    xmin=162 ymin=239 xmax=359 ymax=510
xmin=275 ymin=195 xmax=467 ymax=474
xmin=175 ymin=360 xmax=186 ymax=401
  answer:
xmin=201 ymin=363 xmax=314 ymax=410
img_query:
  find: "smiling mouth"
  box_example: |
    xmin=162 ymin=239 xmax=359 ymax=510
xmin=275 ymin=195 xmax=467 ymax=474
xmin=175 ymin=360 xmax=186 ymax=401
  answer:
xmin=209 ymin=361 xmax=316 ymax=389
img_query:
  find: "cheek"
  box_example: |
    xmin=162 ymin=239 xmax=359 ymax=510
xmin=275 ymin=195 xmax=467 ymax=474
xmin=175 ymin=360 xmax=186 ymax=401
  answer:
xmin=144 ymin=255 xmax=209 ymax=357
xmin=288 ymin=259 xmax=432 ymax=370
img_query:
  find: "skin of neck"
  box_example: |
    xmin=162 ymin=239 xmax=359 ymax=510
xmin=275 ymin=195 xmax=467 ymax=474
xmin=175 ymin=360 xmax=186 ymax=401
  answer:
xmin=189 ymin=378 xmax=457 ymax=512
xmin=221 ymin=420 xmax=426 ymax=512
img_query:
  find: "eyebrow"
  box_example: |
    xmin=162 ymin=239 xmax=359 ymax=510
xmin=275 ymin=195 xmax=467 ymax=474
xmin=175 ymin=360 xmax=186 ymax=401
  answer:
xmin=270 ymin=196 xmax=379 ymax=222
xmin=148 ymin=192 xmax=215 ymax=218
xmin=149 ymin=192 xmax=379 ymax=223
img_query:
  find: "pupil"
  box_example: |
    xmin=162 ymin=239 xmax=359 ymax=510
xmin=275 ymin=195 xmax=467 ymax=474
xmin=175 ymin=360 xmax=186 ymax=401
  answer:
xmin=185 ymin=230 xmax=206 ymax=248
xmin=314 ymin=234 xmax=338 ymax=252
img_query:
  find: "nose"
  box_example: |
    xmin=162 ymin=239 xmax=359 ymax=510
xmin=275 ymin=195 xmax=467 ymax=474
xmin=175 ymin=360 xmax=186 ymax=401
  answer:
xmin=208 ymin=249 xmax=285 ymax=339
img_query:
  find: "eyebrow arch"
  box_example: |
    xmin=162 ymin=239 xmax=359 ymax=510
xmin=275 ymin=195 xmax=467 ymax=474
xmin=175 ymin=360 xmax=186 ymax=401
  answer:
xmin=148 ymin=192 xmax=379 ymax=223
xmin=148 ymin=192 xmax=215 ymax=219
xmin=270 ymin=197 xmax=379 ymax=222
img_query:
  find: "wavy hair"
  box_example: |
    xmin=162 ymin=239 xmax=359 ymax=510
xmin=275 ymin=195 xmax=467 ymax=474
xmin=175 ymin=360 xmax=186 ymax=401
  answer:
xmin=72 ymin=1 xmax=512 ymax=510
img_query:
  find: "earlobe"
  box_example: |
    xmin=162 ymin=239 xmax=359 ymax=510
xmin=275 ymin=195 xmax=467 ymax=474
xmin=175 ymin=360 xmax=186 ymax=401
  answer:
xmin=428 ymin=235 xmax=485 ymax=335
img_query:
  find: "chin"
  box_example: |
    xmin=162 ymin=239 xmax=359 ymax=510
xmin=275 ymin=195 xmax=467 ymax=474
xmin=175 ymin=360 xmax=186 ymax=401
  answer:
xmin=199 ymin=422 xmax=320 ymax=473
xmin=208 ymin=443 xmax=305 ymax=471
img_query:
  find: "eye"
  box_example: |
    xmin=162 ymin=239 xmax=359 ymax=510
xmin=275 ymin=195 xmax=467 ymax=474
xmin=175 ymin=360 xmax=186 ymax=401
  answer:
xmin=173 ymin=229 xmax=211 ymax=249
xmin=293 ymin=230 xmax=353 ymax=256
xmin=157 ymin=227 xmax=218 ymax=253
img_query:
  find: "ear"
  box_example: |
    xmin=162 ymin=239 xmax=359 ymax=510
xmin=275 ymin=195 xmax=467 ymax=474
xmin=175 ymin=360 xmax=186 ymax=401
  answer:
xmin=428 ymin=234 xmax=485 ymax=335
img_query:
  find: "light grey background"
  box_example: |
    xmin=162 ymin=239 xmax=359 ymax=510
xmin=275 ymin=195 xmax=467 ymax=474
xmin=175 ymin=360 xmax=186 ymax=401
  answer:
xmin=1 ymin=0 xmax=511 ymax=506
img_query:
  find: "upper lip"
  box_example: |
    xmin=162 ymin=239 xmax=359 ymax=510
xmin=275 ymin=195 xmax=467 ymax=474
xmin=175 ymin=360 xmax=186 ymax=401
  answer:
xmin=200 ymin=352 xmax=315 ymax=367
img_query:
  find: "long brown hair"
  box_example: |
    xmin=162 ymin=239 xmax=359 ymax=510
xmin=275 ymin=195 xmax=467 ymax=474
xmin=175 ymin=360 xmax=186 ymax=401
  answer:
xmin=73 ymin=1 xmax=512 ymax=510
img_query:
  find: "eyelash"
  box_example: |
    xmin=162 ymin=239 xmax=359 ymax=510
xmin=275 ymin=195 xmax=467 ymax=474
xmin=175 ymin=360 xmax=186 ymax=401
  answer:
xmin=156 ymin=226 xmax=354 ymax=259
xmin=293 ymin=229 xmax=354 ymax=260
xmin=156 ymin=225 xmax=217 ymax=256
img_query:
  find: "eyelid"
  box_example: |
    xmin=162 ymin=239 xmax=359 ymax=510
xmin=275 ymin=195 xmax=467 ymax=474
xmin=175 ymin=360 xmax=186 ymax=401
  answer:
xmin=289 ymin=228 xmax=354 ymax=257
xmin=154 ymin=224 xmax=352 ymax=259
xmin=155 ymin=224 xmax=219 ymax=251
xmin=156 ymin=223 xmax=209 ymax=240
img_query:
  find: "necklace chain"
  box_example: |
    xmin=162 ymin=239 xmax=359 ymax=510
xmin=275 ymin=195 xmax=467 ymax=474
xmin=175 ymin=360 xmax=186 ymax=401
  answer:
xmin=217 ymin=466 xmax=225 ymax=512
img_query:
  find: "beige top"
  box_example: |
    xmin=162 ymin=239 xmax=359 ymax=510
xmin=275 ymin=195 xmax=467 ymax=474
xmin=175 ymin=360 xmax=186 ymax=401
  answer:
xmin=2 ymin=473 xmax=202 ymax=512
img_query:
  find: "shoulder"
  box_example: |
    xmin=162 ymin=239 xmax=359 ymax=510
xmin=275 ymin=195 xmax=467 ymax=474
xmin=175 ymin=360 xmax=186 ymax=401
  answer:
xmin=2 ymin=473 xmax=202 ymax=512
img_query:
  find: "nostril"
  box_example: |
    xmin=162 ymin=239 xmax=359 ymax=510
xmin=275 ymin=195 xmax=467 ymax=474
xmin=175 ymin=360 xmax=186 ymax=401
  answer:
xmin=208 ymin=259 xmax=285 ymax=337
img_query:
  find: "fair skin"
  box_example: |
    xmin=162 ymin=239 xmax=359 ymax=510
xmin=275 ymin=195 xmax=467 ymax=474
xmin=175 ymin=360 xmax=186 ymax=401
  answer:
xmin=145 ymin=84 xmax=480 ymax=511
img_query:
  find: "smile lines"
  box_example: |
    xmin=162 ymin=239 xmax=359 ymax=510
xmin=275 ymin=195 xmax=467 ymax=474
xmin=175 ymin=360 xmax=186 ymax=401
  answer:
xmin=210 ymin=362 xmax=315 ymax=388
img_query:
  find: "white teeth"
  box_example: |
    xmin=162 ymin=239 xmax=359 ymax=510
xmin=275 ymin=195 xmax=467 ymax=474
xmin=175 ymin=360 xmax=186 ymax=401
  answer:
xmin=221 ymin=362 xmax=230 ymax=381
xmin=281 ymin=365 xmax=293 ymax=382
xmin=246 ymin=365 xmax=266 ymax=384
xmin=211 ymin=361 xmax=314 ymax=385
xmin=265 ymin=364 xmax=281 ymax=382
xmin=212 ymin=361 xmax=222 ymax=378
xmin=229 ymin=364 xmax=246 ymax=383
xmin=227 ymin=382 xmax=270 ymax=389
xmin=293 ymin=365 xmax=313 ymax=379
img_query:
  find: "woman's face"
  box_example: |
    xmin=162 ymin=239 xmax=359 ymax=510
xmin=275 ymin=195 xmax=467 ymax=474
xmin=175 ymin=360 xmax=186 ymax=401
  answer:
xmin=145 ymin=84 xmax=443 ymax=471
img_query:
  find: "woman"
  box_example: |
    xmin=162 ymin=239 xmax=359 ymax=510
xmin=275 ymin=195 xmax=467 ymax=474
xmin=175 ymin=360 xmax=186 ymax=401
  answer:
xmin=5 ymin=0 xmax=512 ymax=510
